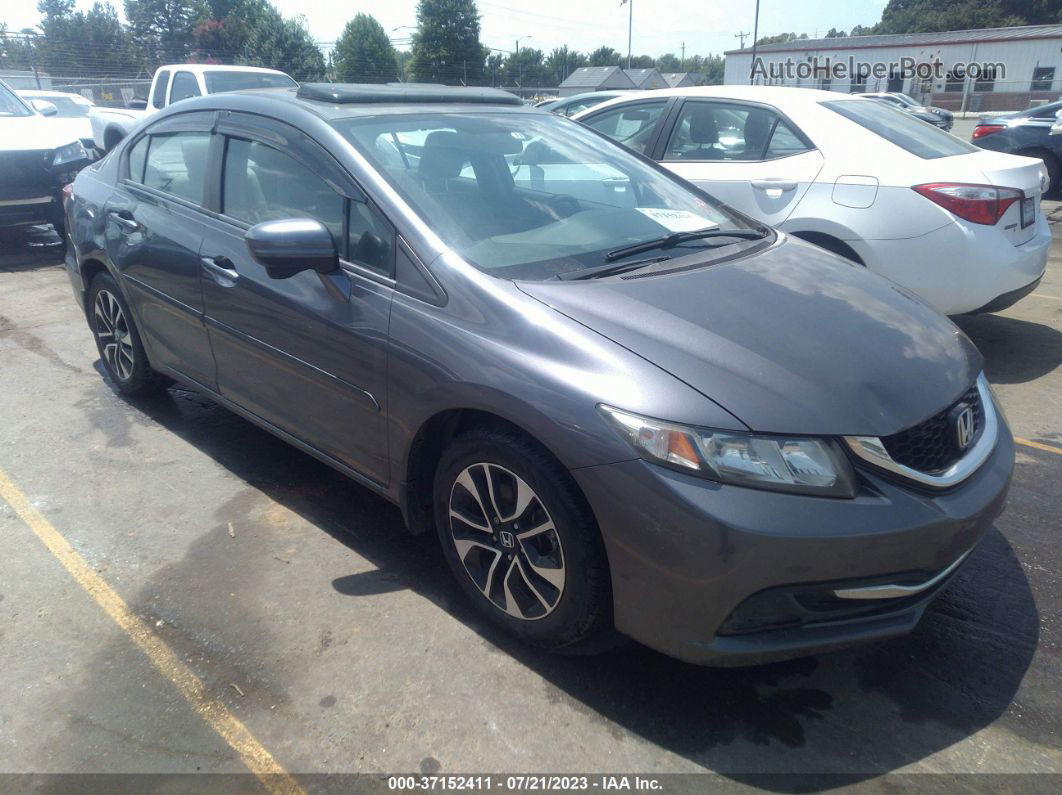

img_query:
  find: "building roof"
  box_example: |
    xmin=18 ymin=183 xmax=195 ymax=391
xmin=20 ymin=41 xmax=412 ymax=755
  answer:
xmin=725 ymin=23 xmax=1062 ymax=55
xmin=559 ymin=66 xmax=636 ymax=90
xmin=661 ymin=72 xmax=704 ymax=87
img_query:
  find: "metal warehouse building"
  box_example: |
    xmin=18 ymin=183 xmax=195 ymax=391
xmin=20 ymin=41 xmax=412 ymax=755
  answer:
xmin=724 ymin=24 xmax=1062 ymax=112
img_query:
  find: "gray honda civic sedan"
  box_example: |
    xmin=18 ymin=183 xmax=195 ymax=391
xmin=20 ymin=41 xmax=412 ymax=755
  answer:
xmin=62 ymin=84 xmax=1013 ymax=666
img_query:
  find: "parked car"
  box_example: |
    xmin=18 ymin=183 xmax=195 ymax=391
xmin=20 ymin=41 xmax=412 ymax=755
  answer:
xmin=0 ymin=79 xmax=90 ymax=238
xmin=17 ymin=89 xmax=96 ymax=155
xmin=537 ymin=90 xmax=638 ymax=117
xmin=89 ymin=64 xmax=297 ymax=153
xmin=857 ymin=91 xmax=954 ymax=130
xmin=64 ymin=83 xmax=1013 ymax=667
xmin=575 ymin=85 xmax=1049 ymax=315
xmin=971 ymin=100 xmax=1062 ymax=192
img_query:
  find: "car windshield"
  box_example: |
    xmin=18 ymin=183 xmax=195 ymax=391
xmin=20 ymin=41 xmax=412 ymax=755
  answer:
xmin=0 ymin=83 xmax=32 ymax=117
xmin=31 ymin=96 xmax=91 ymax=117
xmin=822 ymin=99 xmax=976 ymax=159
xmin=204 ymin=72 xmax=298 ymax=93
xmin=333 ymin=111 xmax=758 ymax=280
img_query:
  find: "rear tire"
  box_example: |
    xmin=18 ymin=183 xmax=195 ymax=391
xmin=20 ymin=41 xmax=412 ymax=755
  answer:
xmin=87 ymin=273 xmax=166 ymax=396
xmin=433 ymin=426 xmax=613 ymax=653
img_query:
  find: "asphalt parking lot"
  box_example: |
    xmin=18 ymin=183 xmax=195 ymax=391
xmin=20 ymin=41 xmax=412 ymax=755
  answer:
xmin=0 ymin=210 xmax=1060 ymax=790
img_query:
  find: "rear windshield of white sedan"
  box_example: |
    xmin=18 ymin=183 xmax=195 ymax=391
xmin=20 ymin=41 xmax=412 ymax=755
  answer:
xmin=822 ymin=99 xmax=977 ymax=159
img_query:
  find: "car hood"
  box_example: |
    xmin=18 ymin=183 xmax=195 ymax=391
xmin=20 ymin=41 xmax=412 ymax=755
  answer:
xmin=0 ymin=115 xmax=82 ymax=151
xmin=517 ymin=238 xmax=981 ymax=437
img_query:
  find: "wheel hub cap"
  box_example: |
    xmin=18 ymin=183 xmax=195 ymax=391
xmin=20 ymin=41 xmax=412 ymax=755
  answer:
xmin=448 ymin=463 xmax=565 ymax=621
xmin=93 ymin=289 xmax=135 ymax=381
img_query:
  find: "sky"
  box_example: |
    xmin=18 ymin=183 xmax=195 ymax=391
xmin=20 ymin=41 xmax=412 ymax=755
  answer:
xmin=3 ymin=0 xmax=888 ymax=58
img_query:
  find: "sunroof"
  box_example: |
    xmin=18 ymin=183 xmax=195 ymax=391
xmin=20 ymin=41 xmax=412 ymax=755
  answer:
xmin=296 ymin=83 xmax=523 ymax=106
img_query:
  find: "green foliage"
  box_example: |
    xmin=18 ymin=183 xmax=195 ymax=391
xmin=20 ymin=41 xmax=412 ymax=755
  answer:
xmin=124 ymin=0 xmax=207 ymax=65
xmin=825 ymin=28 xmax=847 ymax=38
xmin=655 ymin=53 xmax=681 ymax=72
xmin=545 ymin=47 xmax=586 ymax=85
xmin=587 ymin=46 xmax=621 ymax=67
xmin=240 ymin=9 xmax=325 ymax=80
xmin=36 ymin=1 xmax=142 ymax=76
xmin=410 ymin=0 xmax=484 ymax=84
xmin=755 ymin=32 xmax=808 ymax=45
xmin=0 ymin=24 xmax=37 ymax=71
xmin=334 ymin=13 xmax=398 ymax=83
xmin=877 ymin=0 xmax=1058 ymax=34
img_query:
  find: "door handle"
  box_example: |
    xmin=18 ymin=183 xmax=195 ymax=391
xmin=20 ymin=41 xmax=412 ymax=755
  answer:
xmin=107 ymin=209 xmax=139 ymax=233
xmin=751 ymin=178 xmax=798 ymax=192
xmin=201 ymin=255 xmax=239 ymax=286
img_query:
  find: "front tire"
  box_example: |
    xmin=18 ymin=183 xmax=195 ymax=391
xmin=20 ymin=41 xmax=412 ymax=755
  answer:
xmin=433 ymin=426 xmax=613 ymax=653
xmin=88 ymin=273 xmax=165 ymax=396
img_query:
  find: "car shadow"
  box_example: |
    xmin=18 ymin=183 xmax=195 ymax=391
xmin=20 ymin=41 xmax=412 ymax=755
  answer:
xmin=89 ymin=379 xmax=1040 ymax=784
xmin=0 ymin=225 xmax=64 ymax=271
xmin=953 ymin=312 xmax=1062 ymax=384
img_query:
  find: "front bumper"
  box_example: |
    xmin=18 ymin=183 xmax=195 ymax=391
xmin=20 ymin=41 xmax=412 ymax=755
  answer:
xmin=572 ymin=421 xmax=1014 ymax=666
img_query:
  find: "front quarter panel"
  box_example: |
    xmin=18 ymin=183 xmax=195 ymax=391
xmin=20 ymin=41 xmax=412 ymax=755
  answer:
xmin=387 ymin=251 xmax=748 ymax=479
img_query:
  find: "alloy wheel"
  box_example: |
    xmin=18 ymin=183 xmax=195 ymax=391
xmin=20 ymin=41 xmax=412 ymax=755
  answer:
xmin=448 ymin=463 xmax=566 ymax=620
xmin=93 ymin=289 xmax=135 ymax=381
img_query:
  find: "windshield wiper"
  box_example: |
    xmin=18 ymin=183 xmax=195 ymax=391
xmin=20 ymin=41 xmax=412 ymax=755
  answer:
xmin=555 ymin=255 xmax=671 ymax=281
xmin=605 ymin=227 xmax=769 ymax=262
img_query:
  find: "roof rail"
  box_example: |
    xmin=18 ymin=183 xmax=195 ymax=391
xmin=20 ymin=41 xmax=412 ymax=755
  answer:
xmin=296 ymin=83 xmax=523 ymax=106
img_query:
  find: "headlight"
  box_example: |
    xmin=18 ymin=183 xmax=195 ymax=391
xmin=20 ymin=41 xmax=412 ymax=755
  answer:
xmin=52 ymin=141 xmax=88 ymax=167
xmin=599 ymin=405 xmax=857 ymax=497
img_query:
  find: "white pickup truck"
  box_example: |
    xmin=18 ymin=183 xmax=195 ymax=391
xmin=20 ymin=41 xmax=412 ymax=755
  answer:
xmin=90 ymin=64 xmax=297 ymax=153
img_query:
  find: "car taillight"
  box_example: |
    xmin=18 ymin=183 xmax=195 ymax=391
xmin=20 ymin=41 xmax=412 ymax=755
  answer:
xmin=912 ymin=183 xmax=1023 ymax=225
xmin=971 ymin=124 xmax=1004 ymax=140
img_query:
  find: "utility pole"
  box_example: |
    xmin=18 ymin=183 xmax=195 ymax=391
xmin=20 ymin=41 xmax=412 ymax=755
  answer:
xmin=627 ymin=0 xmax=633 ymax=70
xmin=734 ymin=31 xmax=749 ymax=48
xmin=680 ymin=41 xmax=685 ymax=71
xmin=749 ymin=0 xmax=760 ymax=85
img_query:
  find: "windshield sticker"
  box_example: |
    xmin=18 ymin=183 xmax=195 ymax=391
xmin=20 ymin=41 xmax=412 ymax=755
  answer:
xmin=636 ymin=208 xmax=717 ymax=233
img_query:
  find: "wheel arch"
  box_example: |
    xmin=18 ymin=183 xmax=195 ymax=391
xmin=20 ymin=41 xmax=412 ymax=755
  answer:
xmin=787 ymin=230 xmax=865 ymax=265
xmin=401 ymin=406 xmax=585 ymax=537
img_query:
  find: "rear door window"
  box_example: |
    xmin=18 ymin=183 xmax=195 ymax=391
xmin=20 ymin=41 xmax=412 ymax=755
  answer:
xmin=662 ymin=101 xmax=811 ymax=161
xmin=169 ymin=71 xmax=202 ymax=103
xmin=823 ymin=99 xmax=977 ymax=159
xmin=151 ymin=70 xmax=171 ymax=109
xmin=581 ymin=100 xmax=668 ymax=154
xmin=142 ymin=131 xmax=211 ymax=204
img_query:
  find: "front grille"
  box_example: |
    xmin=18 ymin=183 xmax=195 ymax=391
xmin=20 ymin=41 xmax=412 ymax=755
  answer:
xmin=0 ymin=150 xmax=55 ymax=201
xmin=880 ymin=384 xmax=983 ymax=474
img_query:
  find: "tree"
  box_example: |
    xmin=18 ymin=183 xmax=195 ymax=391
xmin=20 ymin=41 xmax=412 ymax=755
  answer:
xmin=0 ymin=24 xmax=37 ymax=71
xmin=587 ymin=46 xmax=621 ymax=67
xmin=36 ymin=1 xmax=142 ymax=77
xmin=410 ymin=0 xmax=484 ymax=85
xmin=242 ymin=8 xmax=325 ymax=80
xmin=124 ymin=0 xmax=207 ymax=65
xmin=629 ymin=54 xmax=655 ymax=69
xmin=700 ymin=54 xmax=724 ymax=85
xmin=876 ymin=0 xmax=1058 ymax=34
xmin=755 ymin=32 xmax=808 ymax=45
xmin=334 ymin=13 xmax=397 ymax=83
xmin=545 ymin=46 xmax=586 ymax=86
xmin=825 ymin=28 xmax=847 ymax=38
xmin=655 ymin=52 xmax=681 ymax=72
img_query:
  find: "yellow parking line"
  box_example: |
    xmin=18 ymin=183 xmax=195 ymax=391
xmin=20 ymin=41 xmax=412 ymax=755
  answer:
xmin=1015 ymin=437 xmax=1062 ymax=455
xmin=0 ymin=466 xmax=304 ymax=795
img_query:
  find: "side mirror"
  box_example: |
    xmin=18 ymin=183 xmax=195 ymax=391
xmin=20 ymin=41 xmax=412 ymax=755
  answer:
xmin=245 ymin=218 xmax=338 ymax=279
xmin=32 ymin=99 xmax=58 ymax=117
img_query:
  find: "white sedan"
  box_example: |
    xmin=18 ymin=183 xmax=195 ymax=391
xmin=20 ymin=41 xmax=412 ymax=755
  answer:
xmin=574 ymin=85 xmax=1050 ymax=315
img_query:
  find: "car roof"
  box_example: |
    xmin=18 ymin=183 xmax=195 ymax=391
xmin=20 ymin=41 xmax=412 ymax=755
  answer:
xmin=155 ymin=64 xmax=289 ymax=75
xmin=296 ymin=82 xmax=522 ymax=106
xmin=573 ymin=84 xmax=860 ymax=118
xmin=156 ymin=85 xmax=540 ymax=125
xmin=18 ymin=89 xmax=92 ymax=101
